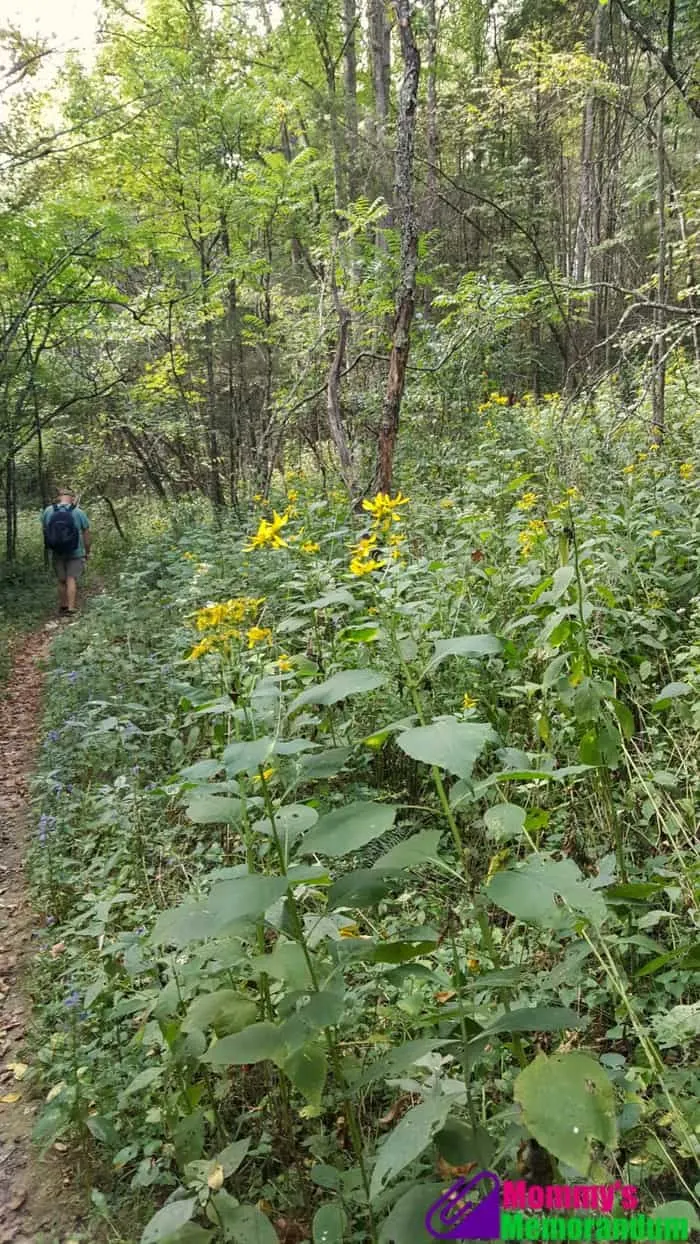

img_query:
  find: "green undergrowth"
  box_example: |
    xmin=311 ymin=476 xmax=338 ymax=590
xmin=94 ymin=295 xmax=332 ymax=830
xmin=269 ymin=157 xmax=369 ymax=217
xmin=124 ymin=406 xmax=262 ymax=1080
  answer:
xmin=25 ymin=398 xmax=700 ymax=1243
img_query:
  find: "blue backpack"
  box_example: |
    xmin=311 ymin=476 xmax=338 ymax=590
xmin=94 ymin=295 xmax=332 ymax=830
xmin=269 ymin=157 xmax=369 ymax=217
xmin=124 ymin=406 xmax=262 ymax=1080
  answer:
xmin=45 ymin=504 xmax=79 ymax=556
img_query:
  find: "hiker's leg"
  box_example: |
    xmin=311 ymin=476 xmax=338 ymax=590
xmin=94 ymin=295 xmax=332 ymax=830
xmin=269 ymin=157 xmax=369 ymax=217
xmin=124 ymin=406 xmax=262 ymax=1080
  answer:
xmin=64 ymin=558 xmax=84 ymax=613
xmin=53 ymin=556 xmax=68 ymax=610
xmin=65 ymin=574 xmax=77 ymax=611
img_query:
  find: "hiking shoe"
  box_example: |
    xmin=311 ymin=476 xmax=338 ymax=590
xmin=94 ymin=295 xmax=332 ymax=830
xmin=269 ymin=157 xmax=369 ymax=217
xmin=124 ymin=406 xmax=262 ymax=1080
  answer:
xmin=59 ymin=606 xmax=69 ymax=615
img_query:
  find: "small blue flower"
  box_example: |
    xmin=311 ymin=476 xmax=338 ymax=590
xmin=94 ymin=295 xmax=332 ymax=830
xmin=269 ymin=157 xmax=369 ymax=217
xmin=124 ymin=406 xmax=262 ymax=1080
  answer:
xmin=46 ymin=916 xmax=56 ymax=926
xmin=66 ymin=671 xmax=79 ymax=684
xmin=64 ymin=989 xmax=81 ymax=1009
xmin=53 ymin=783 xmax=63 ymax=794
xmin=48 ymin=730 xmax=60 ymax=743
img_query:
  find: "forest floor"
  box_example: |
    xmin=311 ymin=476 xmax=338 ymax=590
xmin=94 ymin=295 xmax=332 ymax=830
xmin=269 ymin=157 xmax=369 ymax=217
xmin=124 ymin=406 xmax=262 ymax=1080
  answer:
xmin=0 ymin=622 xmax=91 ymax=1244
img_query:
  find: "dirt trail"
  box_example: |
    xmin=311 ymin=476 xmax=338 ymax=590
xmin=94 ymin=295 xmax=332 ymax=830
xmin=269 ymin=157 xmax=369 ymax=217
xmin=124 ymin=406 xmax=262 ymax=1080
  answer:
xmin=0 ymin=623 xmax=87 ymax=1244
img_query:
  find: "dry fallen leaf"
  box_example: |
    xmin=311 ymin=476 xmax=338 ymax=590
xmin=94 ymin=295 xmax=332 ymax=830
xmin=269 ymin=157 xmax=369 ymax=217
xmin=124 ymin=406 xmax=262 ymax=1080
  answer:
xmin=0 ymin=1092 xmax=21 ymax=1103
xmin=50 ymin=942 xmax=66 ymax=958
xmin=434 ymin=989 xmax=457 ymax=1004
xmin=5 ymin=1061 xmax=28 ymax=1080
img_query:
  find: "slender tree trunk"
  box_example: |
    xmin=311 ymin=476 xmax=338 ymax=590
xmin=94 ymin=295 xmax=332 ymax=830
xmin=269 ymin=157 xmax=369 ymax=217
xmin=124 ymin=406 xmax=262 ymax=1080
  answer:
xmin=374 ymin=0 xmax=420 ymax=494
xmin=343 ymin=0 xmax=359 ymax=200
xmin=200 ymin=246 xmax=224 ymax=513
xmin=652 ymin=97 xmax=667 ymax=439
xmin=327 ymin=280 xmax=358 ymax=496
xmin=425 ymin=0 xmax=439 ymax=217
xmin=573 ymin=3 xmax=602 ymax=285
xmin=368 ymin=0 xmax=391 ymax=134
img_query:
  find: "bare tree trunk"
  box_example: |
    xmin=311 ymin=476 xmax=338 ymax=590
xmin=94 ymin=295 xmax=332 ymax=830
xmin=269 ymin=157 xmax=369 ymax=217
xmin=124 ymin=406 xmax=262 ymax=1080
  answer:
xmin=327 ymin=280 xmax=358 ymax=496
xmin=652 ymin=97 xmax=667 ymax=439
xmin=573 ymin=3 xmax=602 ymax=284
xmin=368 ymin=0 xmax=391 ymax=133
xmin=374 ymin=0 xmax=420 ymax=494
xmin=343 ymin=0 xmax=359 ymax=200
xmin=425 ymin=0 xmax=439 ymax=217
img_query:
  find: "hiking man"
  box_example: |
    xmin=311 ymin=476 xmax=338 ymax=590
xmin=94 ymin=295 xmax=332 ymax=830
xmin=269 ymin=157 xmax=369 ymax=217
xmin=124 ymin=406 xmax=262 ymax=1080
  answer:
xmin=42 ymin=487 xmax=91 ymax=615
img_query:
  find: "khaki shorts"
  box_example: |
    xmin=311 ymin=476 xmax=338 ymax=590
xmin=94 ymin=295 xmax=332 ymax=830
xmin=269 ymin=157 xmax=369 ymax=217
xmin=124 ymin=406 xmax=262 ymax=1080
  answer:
xmin=52 ymin=554 xmax=85 ymax=582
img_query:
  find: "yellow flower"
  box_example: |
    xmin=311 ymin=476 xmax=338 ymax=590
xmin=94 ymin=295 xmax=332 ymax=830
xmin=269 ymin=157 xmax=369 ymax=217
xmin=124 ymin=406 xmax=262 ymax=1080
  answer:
xmin=527 ymin=519 xmax=546 ymax=536
xmin=637 ymin=451 xmax=647 ymax=462
xmin=542 ymin=392 xmax=560 ymax=402
xmin=648 ymin=442 xmax=659 ymax=452
xmin=287 ymin=488 xmax=299 ymax=502
xmin=517 ymin=491 xmax=538 ymax=512
xmin=680 ymin=462 xmax=694 ymax=480
xmin=623 ymin=464 xmax=635 ymax=475
xmin=352 ymin=533 xmax=379 ymax=558
xmin=650 ymin=529 xmax=662 ymax=539
xmin=301 ymin=541 xmax=320 ymax=554
xmin=252 ymin=767 xmax=275 ymax=783
xmin=253 ymin=492 xmax=264 ymax=503
xmin=462 ymin=693 xmax=478 ymax=709
xmin=195 ymin=597 xmax=264 ymax=631
xmin=186 ymin=636 xmax=217 ymax=661
xmin=439 ymin=497 xmax=455 ymax=509
xmin=247 ymin=626 xmax=272 ymax=648
xmin=566 ymin=486 xmax=580 ymax=499
xmin=245 ymin=511 xmax=290 ymax=550
xmin=489 ymin=392 xmax=509 ymax=406
xmin=182 ymin=551 xmax=196 ymax=561
xmin=518 ymin=531 xmax=535 ymax=558
xmin=339 ymin=923 xmax=360 ymax=938
xmin=276 ymin=654 xmax=293 ymax=672
xmin=362 ymin=491 xmax=409 ymax=522
xmin=349 ymin=556 xmax=385 ymax=576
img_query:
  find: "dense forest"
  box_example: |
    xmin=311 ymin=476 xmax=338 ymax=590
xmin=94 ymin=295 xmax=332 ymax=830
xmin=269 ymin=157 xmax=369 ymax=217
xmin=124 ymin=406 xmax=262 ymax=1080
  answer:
xmin=0 ymin=0 xmax=698 ymax=1241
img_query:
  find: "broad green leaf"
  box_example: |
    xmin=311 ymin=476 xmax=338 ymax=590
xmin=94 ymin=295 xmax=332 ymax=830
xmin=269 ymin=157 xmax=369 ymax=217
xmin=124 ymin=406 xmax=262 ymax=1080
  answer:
xmin=397 ymin=719 xmax=497 ymax=779
xmin=156 ymin=1228 xmax=212 ymax=1243
xmin=378 ymin=1182 xmax=445 ymax=1243
xmin=310 ymin=1164 xmax=341 ymax=1190
xmin=204 ymin=875 xmax=289 ymax=923
xmin=649 ymin=1203 xmax=700 ymax=1230
xmin=487 ymin=854 xmax=606 ymax=929
xmin=122 ymin=1067 xmax=162 ymax=1100
xmin=216 ymin=1138 xmax=251 ymax=1176
xmin=652 ymin=682 xmax=693 ymax=709
xmin=514 ymin=1052 xmax=617 ymax=1174
xmin=371 ymin=937 xmax=439 ymax=964
xmin=483 ymin=803 xmax=526 ymax=842
xmin=312 ymin=1202 xmax=348 ymax=1244
xmin=354 ymin=1040 xmax=448 ymax=1090
xmin=140 ymin=1197 xmax=196 ymax=1243
xmin=209 ymin=1199 xmax=278 ymax=1243
xmin=253 ymin=803 xmax=318 ymax=842
xmin=308 ymin=589 xmax=360 ymax=610
xmin=86 ymin=1114 xmax=120 ymax=1147
xmin=185 ymin=795 xmax=244 ymax=825
xmin=479 ymin=1005 xmax=583 ymax=1036
xmin=373 ymin=830 xmax=443 ymax=869
xmin=250 ymin=940 xmax=314 ymax=989
xmin=290 ymin=668 xmax=386 ymax=712
xmin=329 ymin=868 xmax=395 ymax=909
xmin=435 ymin=1118 xmax=493 ymax=1168
xmin=301 ymin=800 xmax=396 ymax=857
xmin=370 ymin=1096 xmax=451 ymax=1200
xmin=281 ymin=1042 xmax=327 ymax=1105
xmin=182 ymin=991 xmax=258 ymax=1036
xmin=201 ymin=1022 xmax=284 ymax=1066
xmin=340 ymin=624 xmax=381 ymax=643
xmin=179 ymin=760 xmax=224 ymax=781
xmin=427 ymin=634 xmax=502 ymax=669
xmin=298 ymin=747 xmax=353 ymax=779
xmin=538 ymin=565 xmax=575 ymax=604
xmin=287 ymin=990 xmax=346 ymax=1034
xmin=173 ymin=1112 xmax=205 ymax=1168
xmin=222 ymin=737 xmax=275 ymax=774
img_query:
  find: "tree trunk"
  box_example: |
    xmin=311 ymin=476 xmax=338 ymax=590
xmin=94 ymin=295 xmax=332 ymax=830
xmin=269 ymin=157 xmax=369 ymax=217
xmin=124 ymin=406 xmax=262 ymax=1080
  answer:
xmin=368 ymin=0 xmax=391 ymax=133
xmin=373 ymin=0 xmax=420 ymax=494
xmin=327 ymin=282 xmax=358 ymax=496
xmin=573 ymin=3 xmax=602 ymax=285
xmin=343 ymin=0 xmax=359 ymax=200
xmin=424 ymin=0 xmax=439 ymax=218
xmin=651 ymin=97 xmax=667 ymax=440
